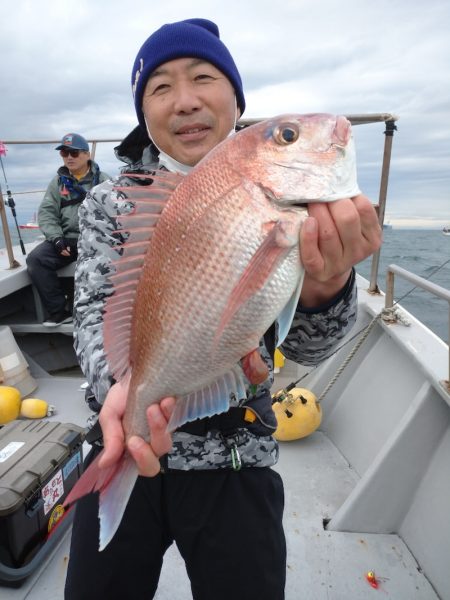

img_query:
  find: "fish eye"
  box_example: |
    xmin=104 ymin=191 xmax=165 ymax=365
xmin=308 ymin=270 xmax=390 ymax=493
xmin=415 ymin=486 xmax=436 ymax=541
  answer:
xmin=273 ymin=123 xmax=299 ymax=145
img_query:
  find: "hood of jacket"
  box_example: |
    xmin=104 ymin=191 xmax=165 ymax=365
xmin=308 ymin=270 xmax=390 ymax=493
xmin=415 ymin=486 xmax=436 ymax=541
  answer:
xmin=114 ymin=125 xmax=159 ymax=171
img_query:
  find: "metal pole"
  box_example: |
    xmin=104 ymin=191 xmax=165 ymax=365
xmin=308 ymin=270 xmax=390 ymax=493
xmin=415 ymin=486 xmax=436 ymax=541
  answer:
xmin=0 ymin=186 xmax=20 ymax=268
xmin=369 ymin=120 xmax=397 ymax=293
xmin=385 ymin=268 xmax=395 ymax=307
xmin=386 ymin=264 xmax=450 ymax=390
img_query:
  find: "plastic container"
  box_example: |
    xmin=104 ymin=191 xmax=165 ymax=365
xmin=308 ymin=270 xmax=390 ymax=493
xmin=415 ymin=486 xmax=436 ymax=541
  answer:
xmin=0 ymin=326 xmax=37 ymax=397
xmin=0 ymin=419 xmax=84 ymax=583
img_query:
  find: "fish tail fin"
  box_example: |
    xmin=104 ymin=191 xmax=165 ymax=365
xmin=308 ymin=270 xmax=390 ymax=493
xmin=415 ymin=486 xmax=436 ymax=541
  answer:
xmin=98 ymin=454 xmax=138 ymax=550
xmin=64 ymin=451 xmax=138 ymax=551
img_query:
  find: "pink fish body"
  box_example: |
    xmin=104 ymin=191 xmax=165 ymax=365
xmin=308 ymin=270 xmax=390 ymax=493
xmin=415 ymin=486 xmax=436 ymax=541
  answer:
xmin=66 ymin=113 xmax=360 ymax=549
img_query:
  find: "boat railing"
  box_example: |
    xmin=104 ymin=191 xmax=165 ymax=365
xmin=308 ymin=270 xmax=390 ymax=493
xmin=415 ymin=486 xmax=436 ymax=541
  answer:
xmin=1 ymin=112 xmax=398 ymax=286
xmin=385 ymin=263 xmax=450 ymax=392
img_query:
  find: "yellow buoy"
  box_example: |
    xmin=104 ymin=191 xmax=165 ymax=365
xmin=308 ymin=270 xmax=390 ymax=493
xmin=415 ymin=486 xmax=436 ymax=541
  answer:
xmin=272 ymin=387 xmax=322 ymax=441
xmin=20 ymin=398 xmax=55 ymax=419
xmin=0 ymin=385 xmax=22 ymax=425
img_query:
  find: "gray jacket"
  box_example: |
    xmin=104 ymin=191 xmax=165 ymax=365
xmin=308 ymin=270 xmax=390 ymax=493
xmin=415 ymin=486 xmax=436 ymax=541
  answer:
xmin=38 ymin=161 xmax=109 ymax=242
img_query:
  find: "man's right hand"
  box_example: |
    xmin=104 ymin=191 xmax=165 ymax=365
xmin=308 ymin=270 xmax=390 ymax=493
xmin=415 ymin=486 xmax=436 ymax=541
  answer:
xmin=98 ymin=379 xmax=176 ymax=477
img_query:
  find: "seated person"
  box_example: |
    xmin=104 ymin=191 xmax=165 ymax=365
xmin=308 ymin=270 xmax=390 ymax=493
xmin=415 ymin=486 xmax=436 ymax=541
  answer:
xmin=26 ymin=133 xmax=110 ymax=326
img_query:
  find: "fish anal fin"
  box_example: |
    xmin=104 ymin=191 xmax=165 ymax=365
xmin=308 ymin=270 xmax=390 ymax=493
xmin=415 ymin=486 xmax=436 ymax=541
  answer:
xmin=167 ymin=366 xmax=246 ymax=431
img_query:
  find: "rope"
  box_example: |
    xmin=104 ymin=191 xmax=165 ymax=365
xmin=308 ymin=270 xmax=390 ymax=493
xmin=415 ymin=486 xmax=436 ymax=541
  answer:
xmin=316 ymin=313 xmax=381 ymax=403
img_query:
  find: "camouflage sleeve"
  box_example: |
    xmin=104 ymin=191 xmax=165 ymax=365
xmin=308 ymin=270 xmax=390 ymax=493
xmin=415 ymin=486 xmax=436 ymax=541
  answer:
xmin=73 ymin=178 xmax=133 ymax=404
xmin=280 ymin=268 xmax=357 ymax=366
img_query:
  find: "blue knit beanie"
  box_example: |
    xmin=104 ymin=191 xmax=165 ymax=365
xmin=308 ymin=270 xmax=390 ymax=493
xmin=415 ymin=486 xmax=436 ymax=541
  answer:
xmin=131 ymin=18 xmax=245 ymax=130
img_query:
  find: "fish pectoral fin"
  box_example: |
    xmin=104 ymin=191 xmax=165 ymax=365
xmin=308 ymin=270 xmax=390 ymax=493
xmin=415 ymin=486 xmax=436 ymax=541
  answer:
xmin=167 ymin=366 xmax=246 ymax=432
xmin=64 ymin=451 xmax=138 ymax=551
xmin=276 ymin=271 xmax=305 ymax=345
xmin=215 ymin=221 xmax=295 ymax=344
xmin=241 ymin=348 xmax=269 ymax=384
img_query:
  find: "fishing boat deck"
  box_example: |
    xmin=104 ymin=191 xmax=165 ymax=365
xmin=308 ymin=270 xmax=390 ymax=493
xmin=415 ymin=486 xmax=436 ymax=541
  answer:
xmin=0 ymin=235 xmax=449 ymax=598
xmin=0 ymin=369 xmax=440 ymax=599
xmin=0 ymin=243 xmax=74 ymax=335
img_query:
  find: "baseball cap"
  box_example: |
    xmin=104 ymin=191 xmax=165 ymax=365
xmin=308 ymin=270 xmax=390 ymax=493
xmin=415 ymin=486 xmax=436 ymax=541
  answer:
xmin=55 ymin=133 xmax=90 ymax=152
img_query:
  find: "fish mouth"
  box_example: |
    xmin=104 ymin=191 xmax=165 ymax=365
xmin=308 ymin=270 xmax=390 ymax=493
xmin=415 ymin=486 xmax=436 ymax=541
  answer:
xmin=261 ymin=184 xmax=308 ymax=209
xmin=280 ymin=201 xmax=309 ymax=210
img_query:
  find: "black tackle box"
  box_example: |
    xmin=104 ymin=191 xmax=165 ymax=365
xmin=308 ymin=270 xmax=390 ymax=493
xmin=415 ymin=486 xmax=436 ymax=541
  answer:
xmin=0 ymin=419 xmax=84 ymax=584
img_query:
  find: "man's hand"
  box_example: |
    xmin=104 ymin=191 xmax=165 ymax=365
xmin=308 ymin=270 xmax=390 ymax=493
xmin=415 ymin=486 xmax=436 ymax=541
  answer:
xmin=98 ymin=379 xmax=176 ymax=477
xmin=53 ymin=237 xmax=71 ymax=257
xmin=299 ymin=194 xmax=382 ymax=307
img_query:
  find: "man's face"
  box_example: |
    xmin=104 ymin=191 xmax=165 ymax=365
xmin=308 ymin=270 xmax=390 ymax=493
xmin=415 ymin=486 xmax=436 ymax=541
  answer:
xmin=142 ymin=57 xmax=239 ymax=166
xmin=59 ymin=148 xmax=90 ymax=174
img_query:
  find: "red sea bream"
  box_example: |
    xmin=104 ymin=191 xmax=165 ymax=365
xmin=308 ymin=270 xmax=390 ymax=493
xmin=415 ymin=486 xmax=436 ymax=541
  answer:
xmin=65 ymin=113 xmax=361 ymax=549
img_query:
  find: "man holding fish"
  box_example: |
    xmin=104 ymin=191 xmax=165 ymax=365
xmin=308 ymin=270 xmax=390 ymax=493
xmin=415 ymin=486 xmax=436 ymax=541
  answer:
xmin=65 ymin=18 xmax=381 ymax=600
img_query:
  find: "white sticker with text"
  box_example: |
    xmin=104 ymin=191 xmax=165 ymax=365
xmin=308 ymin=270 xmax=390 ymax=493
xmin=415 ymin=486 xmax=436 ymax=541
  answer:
xmin=0 ymin=441 xmax=25 ymax=463
xmin=42 ymin=469 xmax=64 ymax=515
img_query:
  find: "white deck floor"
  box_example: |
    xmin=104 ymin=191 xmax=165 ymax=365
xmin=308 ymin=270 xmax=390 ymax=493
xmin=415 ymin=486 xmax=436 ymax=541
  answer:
xmin=0 ymin=374 xmax=438 ymax=599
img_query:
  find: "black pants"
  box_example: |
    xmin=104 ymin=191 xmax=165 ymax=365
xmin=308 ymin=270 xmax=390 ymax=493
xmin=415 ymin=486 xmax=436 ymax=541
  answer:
xmin=26 ymin=240 xmax=77 ymax=317
xmin=65 ymin=448 xmax=286 ymax=600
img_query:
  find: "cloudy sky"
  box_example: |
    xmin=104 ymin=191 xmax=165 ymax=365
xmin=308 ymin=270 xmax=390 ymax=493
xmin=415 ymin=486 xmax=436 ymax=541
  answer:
xmin=0 ymin=0 xmax=449 ymax=228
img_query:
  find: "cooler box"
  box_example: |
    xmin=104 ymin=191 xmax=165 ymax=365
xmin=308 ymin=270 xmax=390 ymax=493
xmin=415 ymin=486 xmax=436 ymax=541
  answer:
xmin=0 ymin=419 xmax=84 ymax=583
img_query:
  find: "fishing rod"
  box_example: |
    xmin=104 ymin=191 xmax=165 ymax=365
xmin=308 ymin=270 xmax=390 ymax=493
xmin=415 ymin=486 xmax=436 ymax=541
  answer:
xmin=0 ymin=143 xmax=26 ymax=255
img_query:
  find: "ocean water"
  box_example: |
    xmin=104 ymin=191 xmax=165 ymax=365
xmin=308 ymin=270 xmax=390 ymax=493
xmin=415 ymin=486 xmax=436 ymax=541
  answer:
xmin=1 ymin=222 xmax=449 ymax=343
xmin=357 ymin=229 xmax=449 ymax=343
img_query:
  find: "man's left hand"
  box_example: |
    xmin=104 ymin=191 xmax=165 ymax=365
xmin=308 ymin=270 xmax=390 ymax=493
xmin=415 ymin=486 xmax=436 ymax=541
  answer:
xmin=299 ymin=194 xmax=382 ymax=307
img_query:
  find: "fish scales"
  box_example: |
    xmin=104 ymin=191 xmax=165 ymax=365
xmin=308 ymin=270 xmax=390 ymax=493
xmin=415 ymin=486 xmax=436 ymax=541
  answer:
xmin=126 ymin=179 xmax=303 ymax=436
xmin=116 ymin=113 xmax=360 ymax=438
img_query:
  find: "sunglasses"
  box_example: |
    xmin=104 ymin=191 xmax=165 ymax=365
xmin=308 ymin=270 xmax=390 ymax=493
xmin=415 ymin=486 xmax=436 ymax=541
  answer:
xmin=60 ymin=148 xmax=84 ymax=158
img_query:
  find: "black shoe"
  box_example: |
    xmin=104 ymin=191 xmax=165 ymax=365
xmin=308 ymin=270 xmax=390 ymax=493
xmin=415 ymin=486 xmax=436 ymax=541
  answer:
xmin=43 ymin=310 xmax=73 ymax=327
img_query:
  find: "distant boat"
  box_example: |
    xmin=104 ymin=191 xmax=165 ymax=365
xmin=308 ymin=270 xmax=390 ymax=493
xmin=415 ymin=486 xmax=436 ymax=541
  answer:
xmin=19 ymin=213 xmax=39 ymax=230
xmin=443 ymin=226 xmax=450 ymax=236
xmin=383 ymin=222 xmax=392 ymax=230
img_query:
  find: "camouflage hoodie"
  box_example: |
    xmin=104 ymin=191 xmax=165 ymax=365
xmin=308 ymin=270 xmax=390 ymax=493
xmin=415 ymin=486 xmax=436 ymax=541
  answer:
xmin=73 ymin=127 xmax=358 ymax=471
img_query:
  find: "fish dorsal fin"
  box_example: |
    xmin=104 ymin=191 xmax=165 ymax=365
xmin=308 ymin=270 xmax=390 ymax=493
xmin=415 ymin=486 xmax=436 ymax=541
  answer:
xmin=167 ymin=365 xmax=247 ymax=432
xmin=104 ymin=171 xmax=184 ymax=381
